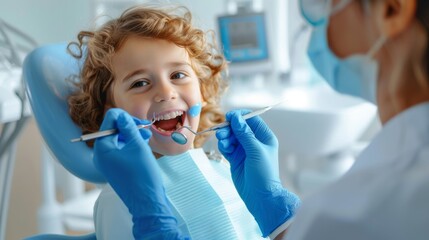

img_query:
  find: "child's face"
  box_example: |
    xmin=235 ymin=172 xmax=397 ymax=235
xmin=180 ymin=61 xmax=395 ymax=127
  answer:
xmin=109 ymin=37 xmax=203 ymax=156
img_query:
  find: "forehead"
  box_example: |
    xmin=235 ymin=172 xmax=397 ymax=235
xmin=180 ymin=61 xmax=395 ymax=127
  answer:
xmin=113 ymin=36 xmax=191 ymax=65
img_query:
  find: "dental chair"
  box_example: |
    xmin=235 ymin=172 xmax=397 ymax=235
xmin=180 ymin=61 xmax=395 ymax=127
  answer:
xmin=22 ymin=43 xmax=106 ymax=240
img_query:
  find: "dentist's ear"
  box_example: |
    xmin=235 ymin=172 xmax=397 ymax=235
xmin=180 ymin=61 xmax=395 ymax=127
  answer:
xmin=377 ymin=0 xmax=417 ymax=38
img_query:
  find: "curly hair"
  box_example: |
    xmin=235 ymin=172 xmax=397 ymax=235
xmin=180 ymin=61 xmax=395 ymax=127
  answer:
xmin=68 ymin=5 xmax=228 ymax=148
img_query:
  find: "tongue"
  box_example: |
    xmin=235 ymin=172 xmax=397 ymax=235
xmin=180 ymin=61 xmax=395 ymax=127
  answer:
xmin=155 ymin=118 xmax=179 ymax=131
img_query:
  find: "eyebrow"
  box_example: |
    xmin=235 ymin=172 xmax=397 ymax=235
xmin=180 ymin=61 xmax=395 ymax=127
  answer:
xmin=121 ymin=61 xmax=192 ymax=83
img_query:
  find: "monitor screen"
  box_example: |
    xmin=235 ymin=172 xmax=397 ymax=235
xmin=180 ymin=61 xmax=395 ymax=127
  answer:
xmin=218 ymin=12 xmax=269 ymax=63
xmin=228 ymin=21 xmax=259 ymax=49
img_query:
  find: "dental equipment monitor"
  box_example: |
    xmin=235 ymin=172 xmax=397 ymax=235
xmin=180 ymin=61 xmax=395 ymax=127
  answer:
xmin=218 ymin=12 xmax=269 ymax=63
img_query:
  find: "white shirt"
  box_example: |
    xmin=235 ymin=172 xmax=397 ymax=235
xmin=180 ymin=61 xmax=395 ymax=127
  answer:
xmin=285 ymin=102 xmax=429 ymax=240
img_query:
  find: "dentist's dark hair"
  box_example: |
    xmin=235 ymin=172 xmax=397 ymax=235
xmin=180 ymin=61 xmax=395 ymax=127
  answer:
xmin=416 ymin=0 xmax=429 ymax=76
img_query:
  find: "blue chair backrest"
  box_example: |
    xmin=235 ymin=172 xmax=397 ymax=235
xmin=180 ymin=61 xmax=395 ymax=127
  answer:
xmin=23 ymin=43 xmax=105 ymax=183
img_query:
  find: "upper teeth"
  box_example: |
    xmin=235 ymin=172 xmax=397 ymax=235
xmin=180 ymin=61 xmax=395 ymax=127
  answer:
xmin=154 ymin=111 xmax=184 ymax=121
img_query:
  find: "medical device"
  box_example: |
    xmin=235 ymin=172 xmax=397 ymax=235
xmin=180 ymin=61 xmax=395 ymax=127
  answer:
xmin=70 ymin=118 xmax=155 ymax=143
xmin=218 ymin=12 xmax=269 ymax=63
xmin=0 ymin=18 xmax=36 ymax=240
xmin=171 ymin=101 xmax=284 ymax=145
xmin=217 ymin=0 xmax=290 ymax=81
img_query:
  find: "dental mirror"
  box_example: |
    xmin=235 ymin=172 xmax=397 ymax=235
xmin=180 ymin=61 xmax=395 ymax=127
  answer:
xmin=171 ymin=131 xmax=189 ymax=145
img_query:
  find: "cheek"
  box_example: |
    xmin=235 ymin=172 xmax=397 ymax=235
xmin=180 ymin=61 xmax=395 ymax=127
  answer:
xmin=128 ymin=105 xmax=149 ymax=119
xmin=189 ymin=82 xmax=203 ymax=102
xmin=328 ymin=3 xmax=372 ymax=58
xmin=113 ymin=92 xmax=150 ymax=119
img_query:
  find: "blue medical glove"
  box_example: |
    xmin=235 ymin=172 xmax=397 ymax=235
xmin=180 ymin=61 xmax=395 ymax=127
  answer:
xmin=93 ymin=108 xmax=189 ymax=240
xmin=216 ymin=109 xmax=301 ymax=237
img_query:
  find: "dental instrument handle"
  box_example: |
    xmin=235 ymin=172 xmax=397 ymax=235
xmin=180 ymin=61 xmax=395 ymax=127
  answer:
xmin=200 ymin=105 xmax=273 ymax=134
xmin=70 ymin=124 xmax=151 ymax=142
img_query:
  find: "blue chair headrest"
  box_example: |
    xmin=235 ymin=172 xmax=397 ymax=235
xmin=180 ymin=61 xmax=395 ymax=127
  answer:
xmin=23 ymin=43 xmax=105 ymax=183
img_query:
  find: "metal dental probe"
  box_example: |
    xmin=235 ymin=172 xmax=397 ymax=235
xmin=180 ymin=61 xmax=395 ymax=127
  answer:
xmin=171 ymin=100 xmax=285 ymax=145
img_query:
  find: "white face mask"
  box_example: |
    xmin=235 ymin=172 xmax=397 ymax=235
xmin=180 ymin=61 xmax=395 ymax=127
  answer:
xmin=302 ymin=0 xmax=386 ymax=104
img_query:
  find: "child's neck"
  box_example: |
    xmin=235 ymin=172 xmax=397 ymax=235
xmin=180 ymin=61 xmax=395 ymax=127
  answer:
xmin=154 ymin=152 xmax=163 ymax=159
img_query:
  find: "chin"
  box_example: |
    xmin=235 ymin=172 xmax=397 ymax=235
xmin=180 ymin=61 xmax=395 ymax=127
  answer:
xmin=149 ymin=137 xmax=194 ymax=157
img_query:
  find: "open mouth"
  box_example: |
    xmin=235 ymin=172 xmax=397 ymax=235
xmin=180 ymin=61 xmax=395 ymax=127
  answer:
xmin=152 ymin=110 xmax=185 ymax=136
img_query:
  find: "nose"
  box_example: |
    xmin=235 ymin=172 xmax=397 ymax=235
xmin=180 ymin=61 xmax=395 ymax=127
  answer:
xmin=154 ymin=78 xmax=178 ymax=102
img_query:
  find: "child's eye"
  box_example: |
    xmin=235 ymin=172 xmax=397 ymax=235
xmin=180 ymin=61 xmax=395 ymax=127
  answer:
xmin=130 ymin=80 xmax=150 ymax=89
xmin=171 ymin=72 xmax=187 ymax=80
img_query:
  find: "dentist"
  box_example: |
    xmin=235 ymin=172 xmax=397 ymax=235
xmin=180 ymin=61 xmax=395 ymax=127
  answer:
xmin=93 ymin=0 xmax=429 ymax=239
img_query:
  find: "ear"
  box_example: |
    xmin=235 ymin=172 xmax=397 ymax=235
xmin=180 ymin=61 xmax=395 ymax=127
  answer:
xmin=377 ymin=0 xmax=417 ymax=38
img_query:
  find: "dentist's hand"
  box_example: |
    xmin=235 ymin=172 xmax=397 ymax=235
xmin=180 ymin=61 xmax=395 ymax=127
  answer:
xmin=216 ymin=109 xmax=300 ymax=237
xmin=93 ymin=108 xmax=188 ymax=240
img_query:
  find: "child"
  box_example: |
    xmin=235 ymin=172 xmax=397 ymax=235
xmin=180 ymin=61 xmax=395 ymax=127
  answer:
xmin=68 ymin=5 xmax=266 ymax=239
